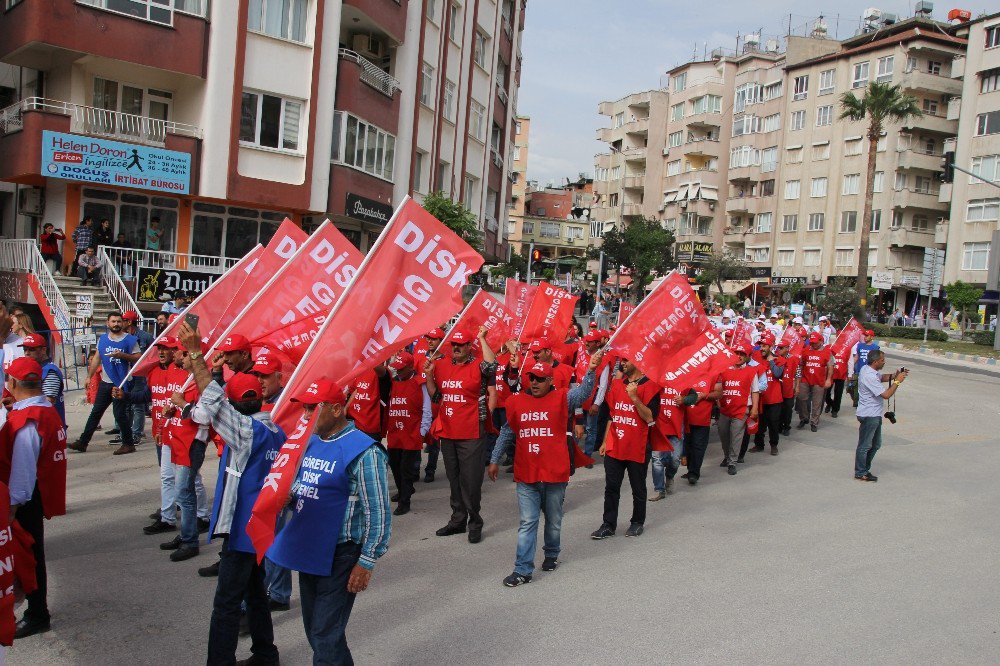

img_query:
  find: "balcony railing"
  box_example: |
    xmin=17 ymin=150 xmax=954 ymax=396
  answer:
xmin=338 ymin=49 xmax=401 ymax=98
xmin=0 ymin=97 xmax=202 ymax=146
xmin=497 ymin=82 xmax=509 ymax=106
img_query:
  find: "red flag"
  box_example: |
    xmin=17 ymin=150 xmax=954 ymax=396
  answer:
xmin=504 ymin=279 xmax=537 ymax=339
xmin=248 ymin=196 xmax=483 ymax=560
xmin=732 ymin=319 xmax=755 ymax=349
xmin=517 ymin=281 xmax=579 ymax=343
xmin=445 ymin=288 xmax=514 ymax=351
xmin=607 ymin=271 xmax=737 ymax=389
xmin=779 ymin=324 xmax=805 ymax=356
xmin=830 ymin=317 xmax=865 ymax=364
xmin=250 ymin=313 xmax=326 ymax=367
xmin=617 ymin=301 xmax=635 ymax=327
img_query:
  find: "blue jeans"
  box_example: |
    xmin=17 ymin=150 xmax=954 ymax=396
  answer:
xmin=584 ymin=410 xmax=607 ymax=456
xmin=650 ymin=437 xmax=682 ymax=493
xmin=174 ymin=439 xmax=207 ymax=547
xmin=855 ymin=417 xmax=883 ymax=477
xmin=514 ymin=481 xmax=567 ymax=576
xmin=299 ymin=541 xmax=362 ymax=666
xmin=264 ymin=512 xmax=292 ymax=604
xmin=129 ymin=401 xmax=146 ymax=443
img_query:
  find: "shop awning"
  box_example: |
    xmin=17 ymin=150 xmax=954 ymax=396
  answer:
xmin=605 ymin=275 xmax=633 ymax=287
xmin=701 ymin=187 xmax=718 ymax=201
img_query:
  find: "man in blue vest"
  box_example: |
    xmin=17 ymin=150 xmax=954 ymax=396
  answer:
xmin=267 ymin=379 xmax=391 ymax=665
xmin=176 ymin=321 xmax=284 ymax=666
xmin=847 ymin=329 xmax=880 ymax=408
xmin=69 ymin=312 xmax=140 ymax=455
xmin=19 ymin=333 xmax=66 ymax=429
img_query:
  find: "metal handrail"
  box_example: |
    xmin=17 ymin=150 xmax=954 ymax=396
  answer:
xmin=94 ymin=245 xmax=143 ymax=318
xmin=100 ymin=245 xmax=240 ymax=275
xmin=0 ymin=239 xmax=73 ymax=331
xmin=338 ymin=49 xmax=401 ymax=97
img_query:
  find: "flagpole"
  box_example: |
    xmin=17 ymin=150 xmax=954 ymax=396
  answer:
xmin=442 ymin=287 xmax=481 ymax=348
xmin=603 ymin=270 xmax=674 ymax=352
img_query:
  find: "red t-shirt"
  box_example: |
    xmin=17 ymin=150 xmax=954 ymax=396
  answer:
xmin=651 ymin=380 xmax=684 ymax=451
xmin=506 ymin=388 xmax=571 ymax=484
xmin=604 ymin=377 xmax=660 ymax=463
xmin=148 ymin=364 xmax=188 ymax=439
xmin=348 ymin=370 xmax=383 ymax=435
xmin=386 ymin=377 xmax=424 ymax=451
xmin=780 ymin=354 xmax=799 ymax=398
xmin=684 ymin=375 xmax=717 ymax=428
xmin=431 ymin=357 xmax=482 ymax=440
xmin=801 ymin=348 xmax=833 ymax=386
xmin=760 ymin=358 xmax=784 ymax=406
xmin=718 ymin=364 xmax=759 ymax=419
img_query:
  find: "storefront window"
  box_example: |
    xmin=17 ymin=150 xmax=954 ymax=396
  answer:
xmin=192 ymin=215 xmax=223 ymax=256
xmin=81 ymin=188 xmax=178 ymax=253
xmin=225 ymin=217 xmax=259 ymax=259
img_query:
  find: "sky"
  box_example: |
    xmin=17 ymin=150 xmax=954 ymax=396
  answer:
xmin=517 ymin=0 xmax=996 ymax=187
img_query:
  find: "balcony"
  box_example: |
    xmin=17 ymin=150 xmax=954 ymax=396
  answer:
xmin=623 ymin=118 xmax=649 ymax=135
xmin=0 ymin=0 xmax=208 ymax=78
xmin=896 ymin=148 xmax=942 ymax=172
xmin=684 ymin=137 xmax=720 ymax=158
xmin=723 ymin=225 xmax=750 ymax=244
xmin=623 ymin=174 xmax=645 ymax=190
xmin=902 ymin=112 xmax=957 ymax=136
xmin=935 ymin=221 xmax=949 ymax=244
xmin=621 ymin=203 xmax=644 ymax=217
xmin=726 ymin=196 xmax=764 ymax=215
xmin=946 ymin=97 xmax=962 ymax=121
xmin=889 ymin=226 xmax=939 ymax=249
xmin=595 ymin=127 xmax=614 ymax=142
xmin=342 ymin=0 xmax=408 ymax=43
xmin=685 ymin=112 xmax=722 ymax=130
xmin=893 ymin=187 xmax=947 ymax=211
xmin=336 ymin=50 xmax=401 ymax=133
xmin=622 ymin=146 xmax=646 ymax=162
xmin=898 ymin=69 xmax=962 ymax=97
xmin=663 ymin=166 xmax=720 ymax=189
xmin=951 ymin=55 xmax=965 ymax=79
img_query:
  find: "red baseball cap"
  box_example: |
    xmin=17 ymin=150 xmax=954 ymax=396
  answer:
xmin=291 ymin=379 xmax=345 ymax=406
xmin=390 ymin=351 xmax=414 ymax=370
xmin=734 ymin=342 xmax=753 ymax=357
xmin=252 ymin=352 xmax=281 ymax=375
xmin=450 ymin=329 xmax=473 ymax=345
xmin=6 ymin=357 xmax=43 ymax=381
xmin=524 ymin=362 xmax=554 ymax=379
xmin=122 ymin=310 xmax=139 ymax=321
xmin=775 ymin=338 xmax=789 ymax=348
xmin=760 ymin=332 xmax=775 ymax=346
xmin=583 ymin=332 xmax=602 ymax=343
xmin=528 ymin=339 xmax=551 ymax=352
xmin=425 ymin=327 xmax=445 ymax=340
xmin=589 ymin=322 xmax=598 ymax=329
xmin=225 ymin=372 xmax=264 ymax=401
xmin=809 ymin=332 xmax=824 ymax=344
xmin=865 ymin=329 xmax=875 ymax=337
xmin=216 ymin=334 xmax=251 ymax=353
xmin=19 ymin=333 xmax=47 ymax=349
xmin=156 ymin=335 xmax=181 ymax=349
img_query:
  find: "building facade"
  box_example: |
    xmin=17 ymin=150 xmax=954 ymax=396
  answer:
xmin=0 ymin=0 xmax=525 ymax=266
xmin=505 ymin=114 xmax=529 ymax=255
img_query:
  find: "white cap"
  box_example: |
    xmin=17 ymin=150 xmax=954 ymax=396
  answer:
xmin=793 ymin=316 xmax=804 ymax=324
xmin=819 ymin=315 xmax=829 ymax=321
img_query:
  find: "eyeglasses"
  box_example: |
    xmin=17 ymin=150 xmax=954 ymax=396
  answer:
xmin=527 ymin=375 xmax=550 ymax=383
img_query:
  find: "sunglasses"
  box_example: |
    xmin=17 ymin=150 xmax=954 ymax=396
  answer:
xmin=527 ymin=375 xmax=550 ymax=383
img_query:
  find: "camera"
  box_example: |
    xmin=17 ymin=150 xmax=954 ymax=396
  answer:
xmin=884 ymin=411 xmax=896 ymax=424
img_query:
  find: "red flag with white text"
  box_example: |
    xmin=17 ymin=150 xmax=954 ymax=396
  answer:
xmin=517 ymin=282 xmax=579 ymax=344
xmin=607 ymin=271 xmax=737 ymax=390
xmin=504 ymin=279 xmax=537 ymax=339
xmin=731 ymin=319 xmax=755 ymax=349
xmin=617 ymin=302 xmax=635 ymax=327
xmin=250 ymin=314 xmax=327 ymax=368
xmin=779 ymin=324 xmax=805 ymax=357
xmin=830 ymin=317 xmax=865 ymax=365
xmin=445 ymin=288 xmax=514 ymax=351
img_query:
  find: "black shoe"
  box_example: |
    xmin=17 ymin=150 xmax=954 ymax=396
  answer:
xmin=468 ymin=529 xmax=482 ymax=544
xmin=727 ymin=464 xmax=737 ymax=476
xmin=423 ymin=471 xmax=435 ymax=483
xmin=435 ymin=524 xmax=466 ymax=537
xmin=831 ymin=411 xmax=838 ymax=418
xmin=160 ymin=535 xmax=182 ymax=551
xmin=750 ymin=445 xmax=765 ymax=452
xmin=390 ymin=492 xmax=400 ymax=502
xmin=14 ymin=617 xmax=51 ymax=639
xmin=866 ymin=473 xmax=878 ymax=482
xmin=198 ymin=518 xmax=211 ymax=534
xmin=585 ymin=464 xmax=594 ymax=469
xmin=824 ymin=405 xmax=831 ymax=414
xmin=238 ymin=612 xmax=250 ymax=636
xmin=503 ymin=572 xmax=532 ymax=587
xmin=719 ymin=459 xmax=728 ymax=467
xmin=625 ymin=523 xmax=644 ymax=537
xmin=736 ymin=457 xmax=745 ymax=464
xmin=109 ymin=437 xmax=123 ymax=444
xmin=268 ymin=599 xmax=291 ymax=612
xmin=107 ymin=427 xmax=121 ymax=435
xmin=855 ymin=474 xmax=877 ymax=483
xmin=781 ymin=428 xmax=791 ymax=436
xmin=170 ymin=545 xmax=199 ymax=562
xmin=688 ymin=476 xmax=698 ymax=485
xmin=797 ymin=420 xmax=808 ymax=429
xmin=770 ymin=446 xmax=778 ymax=456
xmin=541 ymin=557 xmax=558 ymax=571
xmin=149 ymin=509 xmax=161 ymax=520
xmin=810 ymin=425 xmax=817 ymax=432
xmin=198 ymin=560 xmax=220 ymax=577
xmin=68 ymin=441 xmax=88 ymax=453
xmin=681 ymin=472 xmax=690 ymax=479
xmin=393 ymin=504 xmax=410 ymax=516
xmin=143 ymin=520 xmax=176 ymax=535
xmin=590 ymin=525 xmax=615 ymax=539
xmin=236 ymin=656 xmax=277 ymax=666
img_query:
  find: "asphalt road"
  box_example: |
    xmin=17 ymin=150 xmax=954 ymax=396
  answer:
xmin=8 ymin=350 xmax=1000 ymax=665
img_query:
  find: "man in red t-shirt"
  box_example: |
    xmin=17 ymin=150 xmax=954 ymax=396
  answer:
xmin=751 ymin=333 xmax=785 ymax=456
xmin=714 ymin=343 xmax=760 ymax=476
xmin=775 ymin=340 xmax=800 ymax=436
xmin=386 ymin=352 xmax=432 ymax=516
xmin=797 ymin=332 xmax=834 ymax=432
xmin=414 ymin=327 xmax=446 ymax=483
xmin=824 ymin=346 xmax=849 ymax=418
xmin=527 ymin=339 xmax=574 ymax=389
xmin=649 ymin=378 xmax=684 ymax=500
xmin=591 ymin=359 xmax=660 ymax=539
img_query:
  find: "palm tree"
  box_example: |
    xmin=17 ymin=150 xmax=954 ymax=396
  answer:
xmin=839 ymin=81 xmax=921 ymax=318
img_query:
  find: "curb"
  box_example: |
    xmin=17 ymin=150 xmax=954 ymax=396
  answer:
xmin=883 ymin=341 xmax=998 ymax=366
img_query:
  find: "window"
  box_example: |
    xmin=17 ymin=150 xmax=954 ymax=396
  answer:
xmin=852 ymin=62 xmax=870 ymax=88
xmin=747 ymin=247 xmax=770 ymax=263
xmin=443 ymin=80 xmax=456 ymax=121
xmin=420 ymin=63 xmax=435 ymax=107
xmin=784 ymin=180 xmax=800 ymax=200
xmin=843 ymin=173 xmax=860 ymax=195
xmin=810 ymin=177 xmax=828 ymax=197
xmin=248 ymin=0 xmax=308 ymax=43
xmin=473 ymin=30 xmax=487 ymax=68
xmin=790 ymin=110 xmax=805 ymax=130
xmin=977 ymin=111 xmax=1000 ymax=136
xmin=437 ymin=161 xmax=449 ymax=193
xmin=755 ymin=212 xmax=772 ymax=233
xmin=913 ymin=176 xmax=933 ymax=194
xmin=808 ymin=213 xmax=824 ymax=231
xmin=613 ymin=112 xmax=625 ymax=129
xmin=666 ymin=160 xmax=681 ymax=176
xmin=906 ymin=56 xmax=918 ymax=72
xmin=803 ymin=248 xmax=822 ymax=266
xmin=80 ymin=0 xmax=177 ymax=24
xmin=734 ymin=83 xmax=759 ymax=113
xmin=816 ymin=105 xmax=833 ymax=126
xmin=671 ymin=103 xmax=685 ymax=121
xmin=470 ymin=101 xmax=486 ymax=141
xmin=819 ymin=69 xmax=836 ymax=95
xmin=332 ymin=112 xmax=396 ymax=180
xmin=927 ymin=61 xmax=942 ymax=75
xmin=566 ymin=226 xmax=584 ymax=241
xmin=463 ymin=175 xmax=476 ymax=209
xmin=911 ymin=215 xmax=930 ymax=231
xmin=873 ymin=171 xmax=884 ymax=193
xmin=413 ymin=151 xmax=425 ymax=191
xmin=812 ymin=143 xmax=830 ymax=160
xmin=761 ymin=179 xmax=775 ymax=196
xmin=449 ymin=3 xmax=461 ymax=41
xmin=732 ymin=115 xmax=759 ymax=137
xmin=428 ymin=0 xmax=439 ymax=22
xmin=91 ymin=78 xmax=173 ymax=139
xmin=962 ymin=242 xmax=991 ymax=270
xmin=522 ymin=220 xmax=534 ymax=235
xmin=982 ymin=68 xmax=1000 ymax=94
xmin=668 ymin=131 xmax=683 ymax=148
xmin=876 ymin=56 xmax=894 ymax=82
xmin=877 ymin=134 xmax=887 ymax=151
xmin=730 ymin=146 xmax=760 ymax=168
xmin=892 ymin=211 xmax=904 ymax=228
xmin=967 ymin=198 xmax=1000 ymax=222
xmin=793 ymin=75 xmax=809 ymax=100
xmin=922 ymin=98 xmax=939 ymax=116
xmin=679 ymin=213 xmax=712 ymax=236
xmin=870 ymin=209 xmax=882 ymax=232
xmin=840 ymin=211 xmax=857 ymax=233
xmin=762 ymin=113 xmax=781 ymax=133
xmin=691 ymin=95 xmax=722 ymax=114
xmin=782 ymin=214 xmax=798 ymax=232
xmin=894 ymin=172 xmax=907 ymax=191
xmin=835 ymin=248 xmax=855 ymax=267
xmin=987 ymin=25 xmax=1000 ymax=49
xmin=786 ymin=146 xmax=803 ymax=163
xmin=673 ymin=72 xmax=687 ymax=92
xmin=240 ymin=91 xmax=303 ymax=151
xmin=845 ymin=138 xmax=862 ymax=155
xmin=778 ymin=249 xmax=795 ymax=266
xmin=971 ymin=155 xmax=1000 ymax=184
xmin=869 ymin=247 xmax=878 ymax=267
xmin=540 ymin=221 xmax=560 ymax=238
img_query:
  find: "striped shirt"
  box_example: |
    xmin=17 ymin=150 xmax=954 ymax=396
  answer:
xmin=331 ymin=424 xmax=391 ymax=570
xmin=42 ymin=369 xmax=63 ymax=402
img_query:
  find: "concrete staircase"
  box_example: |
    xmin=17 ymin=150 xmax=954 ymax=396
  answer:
xmin=52 ymin=273 xmax=121 ymax=324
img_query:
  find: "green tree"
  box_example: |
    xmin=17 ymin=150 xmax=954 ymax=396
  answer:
xmin=818 ymin=281 xmax=862 ymax=325
xmin=489 ymin=252 xmax=527 ymax=279
xmin=420 ymin=191 xmax=483 ymax=252
xmin=589 ymin=217 xmax=674 ymax=295
xmin=696 ymin=251 xmax=750 ymax=300
xmin=840 ymin=81 xmax=921 ymax=318
xmin=944 ymin=280 xmax=984 ymax=333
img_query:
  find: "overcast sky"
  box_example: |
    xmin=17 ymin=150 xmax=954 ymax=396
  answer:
xmin=518 ymin=0 xmax=996 ymax=187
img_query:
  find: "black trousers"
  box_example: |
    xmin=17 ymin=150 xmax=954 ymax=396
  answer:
xmin=779 ymin=397 xmax=796 ymax=431
xmin=17 ymin=487 xmax=48 ymax=624
xmin=602 ymin=452 xmax=649 ymax=529
xmin=825 ymin=379 xmax=846 ymax=415
xmin=207 ymin=544 xmax=279 ymax=666
xmin=754 ymin=402 xmax=783 ymax=448
xmin=683 ymin=425 xmax=710 ymax=480
xmin=78 ymin=380 xmax=133 ymax=447
xmin=387 ymin=448 xmax=420 ymax=508
xmin=440 ymin=436 xmax=486 ymax=531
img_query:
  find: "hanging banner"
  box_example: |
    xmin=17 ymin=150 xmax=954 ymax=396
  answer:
xmin=445 ymin=288 xmax=514 ymax=352
xmin=517 ymin=281 xmax=578 ymax=343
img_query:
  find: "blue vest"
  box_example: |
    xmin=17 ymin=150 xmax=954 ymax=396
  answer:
xmin=266 ymin=426 xmax=375 ymax=576
xmin=854 ymin=342 xmax=881 ymax=375
xmin=99 ymin=332 xmax=137 ymax=386
xmin=41 ymin=361 xmax=66 ymax=427
xmin=210 ymin=418 xmax=286 ymax=554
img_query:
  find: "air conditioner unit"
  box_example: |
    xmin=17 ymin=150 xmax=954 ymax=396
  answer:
xmin=679 ymin=200 xmax=688 ymax=208
xmin=353 ymin=34 xmax=385 ymax=61
xmin=17 ymin=187 xmax=43 ymax=216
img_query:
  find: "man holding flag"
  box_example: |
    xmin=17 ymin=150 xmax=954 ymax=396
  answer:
xmin=385 ymin=352 xmax=432 ymax=516
xmin=797 ymin=333 xmax=834 ymax=432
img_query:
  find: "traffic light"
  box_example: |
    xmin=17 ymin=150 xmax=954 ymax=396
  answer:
xmin=531 ymin=248 xmax=542 ymax=262
xmin=940 ymin=151 xmax=955 ymax=183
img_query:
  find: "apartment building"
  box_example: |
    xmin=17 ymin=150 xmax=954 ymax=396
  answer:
xmin=942 ymin=12 xmax=1000 ymax=290
xmin=0 ymin=0 xmax=525 ymax=266
xmin=505 ymin=114 xmax=529 ymax=254
xmin=515 ymin=179 xmax=592 ymax=267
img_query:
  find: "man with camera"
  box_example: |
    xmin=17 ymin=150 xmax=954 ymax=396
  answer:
xmin=854 ymin=349 xmax=908 ymax=483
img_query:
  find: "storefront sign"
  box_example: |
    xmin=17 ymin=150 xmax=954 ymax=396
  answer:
xmin=749 ymin=267 xmax=772 ymax=280
xmin=790 ymin=303 xmax=805 ymax=315
xmin=899 ymin=275 xmax=920 ymax=288
xmin=871 ymin=271 xmax=893 ymax=290
xmin=771 ymin=276 xmax=807 ymax=286
xmin=136 ymin=267 xmax=217 ymax=302
xmin=41 ymin=130 xmax=191 ymax=194
xmin=346 ymin=193 xmax=393 ymax=226
xmin=675 ymin=241 xmax=714 ymax=263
